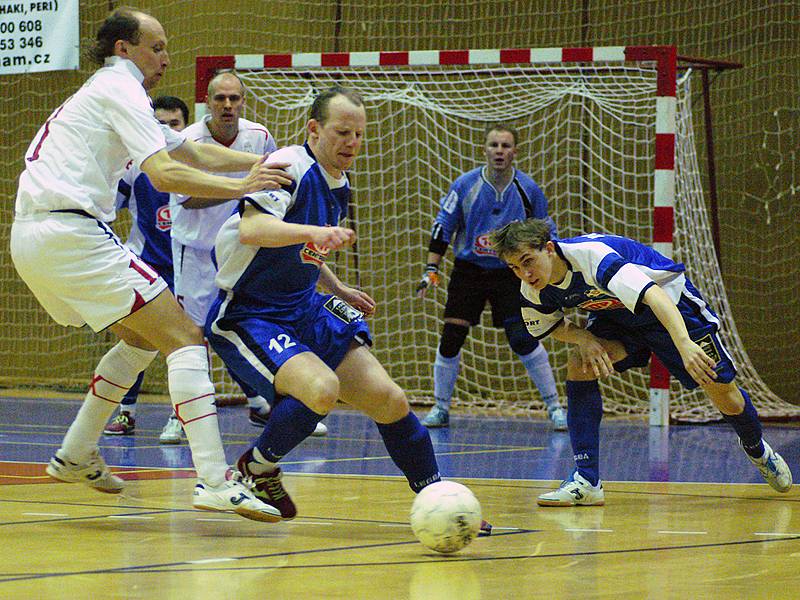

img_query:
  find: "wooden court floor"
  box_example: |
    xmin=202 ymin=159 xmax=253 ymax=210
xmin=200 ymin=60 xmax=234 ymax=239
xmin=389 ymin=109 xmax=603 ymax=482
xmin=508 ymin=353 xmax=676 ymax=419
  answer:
xmin=1 ymin=395 xmax=798 ymax=599
xmin=1 ymin=475 xmax=798 ymax=599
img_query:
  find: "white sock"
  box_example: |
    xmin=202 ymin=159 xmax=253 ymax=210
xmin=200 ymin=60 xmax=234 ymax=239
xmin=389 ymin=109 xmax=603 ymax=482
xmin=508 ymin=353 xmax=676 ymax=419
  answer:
xmin=250 ymin=447 xmax=278 ymax=474
xmin=518 ymin=344 xmax=560 ymax=410
xmin=62 ymin=341 xmax=157 ymax=462
xmin=246 ymin=395 xmax=270 ymax=413
xmin=167 ymin=345 xmax=229 ymax=486
xmin=433 ymin=351 xmax=460 ymax=411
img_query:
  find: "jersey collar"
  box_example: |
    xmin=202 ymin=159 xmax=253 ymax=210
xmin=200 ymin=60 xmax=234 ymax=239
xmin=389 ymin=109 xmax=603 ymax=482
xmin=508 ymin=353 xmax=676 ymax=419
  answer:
xmin=103 ymin=56 xmax=145 ymax=85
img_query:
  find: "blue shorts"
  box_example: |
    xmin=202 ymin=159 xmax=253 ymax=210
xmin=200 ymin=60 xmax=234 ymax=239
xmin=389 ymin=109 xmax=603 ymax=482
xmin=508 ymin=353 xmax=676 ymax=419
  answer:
xmin=587 ymin=292 xmax=736 ymax=390
xmin=206 ymin=293 xmax=372 ymax=403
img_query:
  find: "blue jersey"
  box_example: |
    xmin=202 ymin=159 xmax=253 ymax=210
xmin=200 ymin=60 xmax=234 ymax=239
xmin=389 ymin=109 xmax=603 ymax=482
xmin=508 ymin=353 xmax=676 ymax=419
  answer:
xmin=520 ymin=233 xmax=718 ymax=339
xmin=116 ymin=165 xmax=174 ymax=288
xmin=213 ymin=143 xmax=350 ymax=320
xmin=433 ymin=166 xmax=551 ymax=269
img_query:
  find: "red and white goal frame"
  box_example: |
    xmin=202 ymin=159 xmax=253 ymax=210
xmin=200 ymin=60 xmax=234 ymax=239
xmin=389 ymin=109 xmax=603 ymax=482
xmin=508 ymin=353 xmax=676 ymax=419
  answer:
xmin=194 ymin=46 xmax=678 ymax=425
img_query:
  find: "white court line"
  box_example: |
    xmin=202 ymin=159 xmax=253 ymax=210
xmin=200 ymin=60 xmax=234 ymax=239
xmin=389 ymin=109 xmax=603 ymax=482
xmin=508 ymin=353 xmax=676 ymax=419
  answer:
xmin=188 ymin=558 xmax=238 ymax=564
xmin=754 ymin=532 xmax=800 ymax=537
xmin=379 ymin=523 xmax=410 ymax=528
xmin=107 ymin=515 xmax=155 ymax=520
xmin=657 ymin=530 xmax=707 ymax=535
xmin=195 ymin=518 xmax=239 ymax=522
xmin=23 ymin=512 xmax=68 ymax=517
xmin=290 ymin=521 xmax=334 ymax=527
xmin=564 ymin=528 xmax=613 ymax=533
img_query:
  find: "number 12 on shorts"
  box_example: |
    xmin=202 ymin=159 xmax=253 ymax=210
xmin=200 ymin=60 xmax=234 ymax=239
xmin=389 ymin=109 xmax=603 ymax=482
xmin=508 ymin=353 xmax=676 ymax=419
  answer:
xmin=268 ymin=333 xmax=296 ymax=353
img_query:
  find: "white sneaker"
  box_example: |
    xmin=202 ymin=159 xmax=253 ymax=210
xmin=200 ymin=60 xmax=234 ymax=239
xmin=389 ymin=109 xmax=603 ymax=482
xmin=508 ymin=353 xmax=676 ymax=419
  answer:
xmin=193 ymin=469 xmax=282 ymax=523
xmin=159 ymin=416 xmax=183 ymax=445
xmin=46 ymin=448 xmax=124 ymax=494
xmin=741 ymin=440 xmax=792 ymax=493
xmin=537 ymin=470 xmax=605 ymax=506
xmin=311 ymin=421 xmax=328 ymax=437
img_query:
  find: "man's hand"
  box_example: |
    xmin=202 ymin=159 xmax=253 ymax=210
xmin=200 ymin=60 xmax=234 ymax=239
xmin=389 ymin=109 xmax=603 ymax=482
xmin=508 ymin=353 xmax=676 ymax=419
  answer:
xmin=576 ymin=335 xmax=616 ymax=379
xmin=337 ymin=286 xmax=377 ymax=318
xmin=414 ymin=264 xmax=440 ymax=298
xmin=240 ymin=157 xmax=293 ymax=194
xmin=311 ymin=226 xmax=356 ymax=252
xmin=676 ymin=338 xmax=718 ymax=386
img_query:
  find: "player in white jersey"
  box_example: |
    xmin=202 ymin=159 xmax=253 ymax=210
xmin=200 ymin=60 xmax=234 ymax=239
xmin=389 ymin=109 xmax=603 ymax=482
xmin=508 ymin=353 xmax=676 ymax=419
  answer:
xmin=103 ymin=95 xmax=189 ymax=443
xmin=490 ymin=218 xmax=792 ymax=505
xmin=170 ymin=71 xmax=327 ymax=435
xmin=10 ymin=8 xmax=293 ymax=522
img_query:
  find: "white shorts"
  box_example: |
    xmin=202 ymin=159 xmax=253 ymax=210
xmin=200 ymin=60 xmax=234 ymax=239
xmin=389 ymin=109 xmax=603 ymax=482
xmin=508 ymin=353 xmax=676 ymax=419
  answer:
xmin=172 ymin=239 xmax=218 ymax=327
xmin=11 ymin=211 xmax=168 ymax=332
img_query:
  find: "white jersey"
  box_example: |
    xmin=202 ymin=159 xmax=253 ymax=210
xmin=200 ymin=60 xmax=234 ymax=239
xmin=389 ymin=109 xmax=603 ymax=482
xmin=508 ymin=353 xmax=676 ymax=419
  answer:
xmin=15 ymin=56 xmax=185 ymax=223
xmin=170 ymin=115 xmax=276 ymax=250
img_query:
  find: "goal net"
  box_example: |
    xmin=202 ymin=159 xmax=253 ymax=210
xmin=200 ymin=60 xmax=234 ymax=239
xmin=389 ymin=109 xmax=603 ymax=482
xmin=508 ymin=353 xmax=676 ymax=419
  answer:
xmin=197 ymin=46 xmax=800 ymax=423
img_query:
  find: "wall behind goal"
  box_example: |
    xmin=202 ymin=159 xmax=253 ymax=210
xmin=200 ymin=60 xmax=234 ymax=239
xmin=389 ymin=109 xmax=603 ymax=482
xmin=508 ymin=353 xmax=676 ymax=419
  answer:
xmin=1 ymin=1 xmax=797 ymax=404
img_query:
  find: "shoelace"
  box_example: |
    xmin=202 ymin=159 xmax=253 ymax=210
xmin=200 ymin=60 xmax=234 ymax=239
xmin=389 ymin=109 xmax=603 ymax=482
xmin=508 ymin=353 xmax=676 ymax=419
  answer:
xmin=254 ymin=473 xmax=287 ymax=500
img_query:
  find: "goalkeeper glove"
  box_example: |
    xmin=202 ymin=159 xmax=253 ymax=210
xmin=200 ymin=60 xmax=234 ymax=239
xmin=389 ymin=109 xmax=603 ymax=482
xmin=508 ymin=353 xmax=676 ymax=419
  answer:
xmin=414 ymin=263 xmax=440 ymax=295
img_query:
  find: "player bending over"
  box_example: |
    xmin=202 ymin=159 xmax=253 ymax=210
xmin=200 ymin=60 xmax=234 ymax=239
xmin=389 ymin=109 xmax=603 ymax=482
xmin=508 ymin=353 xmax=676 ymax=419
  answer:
xmin=205 ymin=86 xmax=491 ymax=534
xmin=489 ymin=218 xmax=792 ymax=506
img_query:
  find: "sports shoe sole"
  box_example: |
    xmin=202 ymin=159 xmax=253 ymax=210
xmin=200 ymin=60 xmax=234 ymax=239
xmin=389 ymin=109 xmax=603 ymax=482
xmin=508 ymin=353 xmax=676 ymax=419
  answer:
xmin=45 ymin=463 xmax=124 ymax=494
xmin=193 ymin=502 xmax=283 ymax=523
xmin=159 ymin=436 xmax=182 ymax=445
xmin=537 ymin=496 xmax=605 ymax=507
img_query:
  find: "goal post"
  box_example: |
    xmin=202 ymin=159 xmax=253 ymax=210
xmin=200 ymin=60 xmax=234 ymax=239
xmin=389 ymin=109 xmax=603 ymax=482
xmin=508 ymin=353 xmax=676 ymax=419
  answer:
xmin=195 ymin=46 xmax=800 ymax=424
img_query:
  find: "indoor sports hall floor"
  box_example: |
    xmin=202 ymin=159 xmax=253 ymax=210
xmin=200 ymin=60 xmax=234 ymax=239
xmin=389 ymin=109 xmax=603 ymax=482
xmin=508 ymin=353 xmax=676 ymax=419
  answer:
xmin=1 ymin=393 xmax=798 ymax=599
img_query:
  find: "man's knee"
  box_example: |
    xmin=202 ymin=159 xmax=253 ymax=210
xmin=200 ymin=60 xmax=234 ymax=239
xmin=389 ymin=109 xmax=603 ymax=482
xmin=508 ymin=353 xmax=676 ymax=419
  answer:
xmin=438 ymin=321 xmax=469 ymax=358
xmin=304 ymin=371 xmax=340 ymax=413
xmin=503 ymin=318 xmax=537 ymax=355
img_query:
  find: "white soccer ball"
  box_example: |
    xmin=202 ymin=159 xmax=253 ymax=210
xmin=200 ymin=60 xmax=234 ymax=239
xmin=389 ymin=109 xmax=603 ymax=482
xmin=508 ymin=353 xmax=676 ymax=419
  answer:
xmin=410 ymin=481 xmax=482 ymax=554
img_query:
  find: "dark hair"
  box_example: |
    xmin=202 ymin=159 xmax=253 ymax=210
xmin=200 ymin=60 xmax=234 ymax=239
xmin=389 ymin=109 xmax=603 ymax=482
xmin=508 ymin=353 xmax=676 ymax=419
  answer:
xmin=310 ymin=86 xmax=364 ymax=124
xmin=489 ymin=218 xmax=552 ymax=261
xmin=485 ymin=123 xmax=520 ymax=146
xmin=87 ymin=8 xmax=142 ymax=66
xmin=153 ymin=95 xmax=189 ymax=125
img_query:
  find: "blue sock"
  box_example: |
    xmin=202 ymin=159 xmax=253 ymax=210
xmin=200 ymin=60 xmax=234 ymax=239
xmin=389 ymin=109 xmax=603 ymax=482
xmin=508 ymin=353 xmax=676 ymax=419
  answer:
xmin=121 ymin=371 xmax=144 ymax=407
xmin=376 ymin=412 xmax=441 ymax=492
xmin=253 ymin=396 xmax=324 ymax=463
xmin=566 ymin=380 xmax=603 ymax=486
xmin=517 ymin=344 xmax=560 ymax=409
xmin=720 ymin=388 xmax=764 ymax=458
xmin=433 ymin=351 xmax=460 ymax=411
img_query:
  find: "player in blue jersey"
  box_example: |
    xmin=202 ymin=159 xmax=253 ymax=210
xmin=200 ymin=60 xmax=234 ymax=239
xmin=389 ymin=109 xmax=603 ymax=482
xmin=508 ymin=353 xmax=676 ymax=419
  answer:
xmin=206 ymin=87 xmax=491 ymax=533
xmin=415 ymin=125 xmax=565 ymax=430
xmin=103 ymin=95 xmax=189 ymax=444
xmin=489 ymin=218 xmax=792 ymax=505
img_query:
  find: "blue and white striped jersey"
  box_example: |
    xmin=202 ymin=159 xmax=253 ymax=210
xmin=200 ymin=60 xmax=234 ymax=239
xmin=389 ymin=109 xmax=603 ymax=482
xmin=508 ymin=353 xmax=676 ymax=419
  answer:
xmin=116 ymin=165 xmax=173 ymax=286
xmin=433 ymin=166 xmax=550 ymax=269
xmin=519 ymin=233 xmax=714 ymax=339
xmin=213 ymin=143 xmax=350 ymax=318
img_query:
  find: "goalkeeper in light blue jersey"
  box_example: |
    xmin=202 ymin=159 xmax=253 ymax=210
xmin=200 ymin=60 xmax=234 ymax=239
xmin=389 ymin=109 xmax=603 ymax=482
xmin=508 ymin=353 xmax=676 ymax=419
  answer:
xmin=415 ymin=124 xmax=565 ymax=430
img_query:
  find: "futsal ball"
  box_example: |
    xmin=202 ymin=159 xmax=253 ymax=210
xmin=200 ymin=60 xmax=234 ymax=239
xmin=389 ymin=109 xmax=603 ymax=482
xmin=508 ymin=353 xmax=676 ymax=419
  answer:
xmin=410 ymin=481 xmax=482 ymax=554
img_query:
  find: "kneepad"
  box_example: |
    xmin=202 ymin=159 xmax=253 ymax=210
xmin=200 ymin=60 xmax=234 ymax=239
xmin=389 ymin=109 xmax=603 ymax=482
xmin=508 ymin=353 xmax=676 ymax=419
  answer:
xmin=504 ymin=317 xmax=537 ymax=356
xmin=438 ymin=323 xmax=469 ymax=358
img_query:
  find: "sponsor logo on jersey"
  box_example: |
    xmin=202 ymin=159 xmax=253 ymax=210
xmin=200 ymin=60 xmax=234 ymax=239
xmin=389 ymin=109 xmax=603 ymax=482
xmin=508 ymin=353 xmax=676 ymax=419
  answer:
xmin=300 ymin=241 xmax=330 ymax=266
xmin=694 ymin=333 xmax=721 ymax=363
xmin=473 ymin=234 xmax=497 ymax=256
xmin=442 ymin=190 xmax=458 ymax=214
xmin=577 ymin=297 xmax=626 ymax=311
xmin=156 ymin=205 xmax=172 ymax=232
xmin=324 ymin=296 xmax=364 ymax=323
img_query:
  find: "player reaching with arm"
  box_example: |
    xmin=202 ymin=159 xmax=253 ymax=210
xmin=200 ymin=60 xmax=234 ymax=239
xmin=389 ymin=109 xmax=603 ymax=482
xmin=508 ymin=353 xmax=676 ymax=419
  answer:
xmin=415 ymin=125 xmax=566 ymax=430
xmin=489 ymin=218 xmax=792 ymax=505
xmin=10 ymin=8 xmax=293 ymax=522
xmin=205 ymin=86 xmax=491 ymax=534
